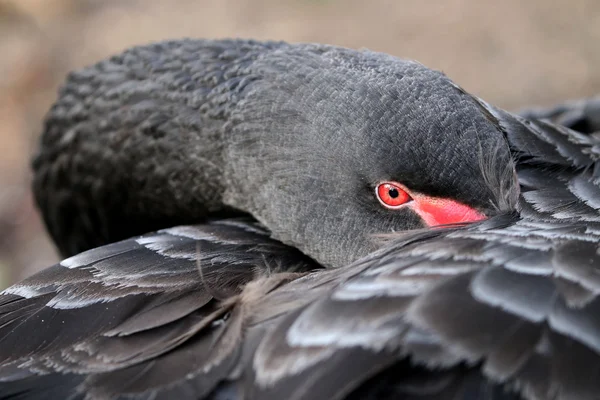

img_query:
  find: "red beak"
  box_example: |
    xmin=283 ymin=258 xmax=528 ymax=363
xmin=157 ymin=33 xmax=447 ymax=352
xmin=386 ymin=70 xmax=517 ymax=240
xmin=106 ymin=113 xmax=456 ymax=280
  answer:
xmin=409 ymin=194 xmax=487 ymax=226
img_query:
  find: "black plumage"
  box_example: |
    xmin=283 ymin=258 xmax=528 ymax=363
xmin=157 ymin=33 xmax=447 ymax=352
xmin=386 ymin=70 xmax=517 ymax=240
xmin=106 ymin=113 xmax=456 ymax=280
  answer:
xmin=33 ymin=39 xmax=518 ymax=267
xmin=0 ymin=39 xmax=598 ymax=400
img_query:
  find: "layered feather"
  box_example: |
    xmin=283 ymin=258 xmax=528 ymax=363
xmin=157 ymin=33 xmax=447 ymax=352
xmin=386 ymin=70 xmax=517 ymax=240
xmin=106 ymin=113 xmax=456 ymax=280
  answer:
xmin=1 ymin=99 xmax=599 ymax=399
xmin=4 ymin=36 xmax=600 ymax=400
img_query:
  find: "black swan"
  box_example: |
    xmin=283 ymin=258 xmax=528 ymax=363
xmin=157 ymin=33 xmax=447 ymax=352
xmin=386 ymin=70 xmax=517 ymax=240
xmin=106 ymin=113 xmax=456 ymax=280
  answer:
xmin=0 ymin=39 xmax=598 ymax=400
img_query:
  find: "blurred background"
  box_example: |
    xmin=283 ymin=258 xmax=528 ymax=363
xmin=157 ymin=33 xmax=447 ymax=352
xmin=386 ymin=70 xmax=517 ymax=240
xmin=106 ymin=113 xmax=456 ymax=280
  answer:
xmin=0 ymin=0 xmax=599 ymax=287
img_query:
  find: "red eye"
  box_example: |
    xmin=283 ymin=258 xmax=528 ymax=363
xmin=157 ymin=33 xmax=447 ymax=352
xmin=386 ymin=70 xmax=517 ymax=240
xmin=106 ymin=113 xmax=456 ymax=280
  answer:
xmin=376 ymin=182 xmax=412 ymax=209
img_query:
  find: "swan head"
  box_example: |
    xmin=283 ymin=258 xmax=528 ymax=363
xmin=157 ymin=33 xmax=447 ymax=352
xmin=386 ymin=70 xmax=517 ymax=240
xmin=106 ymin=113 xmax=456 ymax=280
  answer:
xmin=33 ymin=40 xmax=519 ymax=268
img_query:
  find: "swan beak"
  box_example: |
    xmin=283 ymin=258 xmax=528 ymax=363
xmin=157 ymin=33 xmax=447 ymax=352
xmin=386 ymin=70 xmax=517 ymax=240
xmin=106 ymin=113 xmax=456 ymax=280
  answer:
xmin=409 ymin=195 xmax=488 ymax=226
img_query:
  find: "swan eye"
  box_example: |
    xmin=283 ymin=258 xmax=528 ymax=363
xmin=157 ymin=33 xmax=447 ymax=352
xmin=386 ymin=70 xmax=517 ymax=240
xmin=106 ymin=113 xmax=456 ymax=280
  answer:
xmin=376 ymin=182 xmax=412 ymax=209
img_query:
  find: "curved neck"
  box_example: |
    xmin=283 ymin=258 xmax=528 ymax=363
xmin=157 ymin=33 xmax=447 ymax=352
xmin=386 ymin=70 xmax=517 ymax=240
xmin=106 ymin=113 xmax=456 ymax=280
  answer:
xmin=33 ymin=87 xmax=241 ymax=257
xmin=31 ymin=40 xmax=289 ymax=256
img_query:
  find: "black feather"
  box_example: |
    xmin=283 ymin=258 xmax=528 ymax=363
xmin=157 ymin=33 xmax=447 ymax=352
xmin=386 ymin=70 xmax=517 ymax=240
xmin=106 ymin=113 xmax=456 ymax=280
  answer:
xmin=3 ymin=40 xmax=600 ymax=400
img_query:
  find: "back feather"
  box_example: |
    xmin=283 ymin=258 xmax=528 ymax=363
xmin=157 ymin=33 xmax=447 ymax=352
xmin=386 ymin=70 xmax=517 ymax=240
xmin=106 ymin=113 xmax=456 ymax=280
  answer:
xmin=2 ymin=98 xmax=600 ymax=399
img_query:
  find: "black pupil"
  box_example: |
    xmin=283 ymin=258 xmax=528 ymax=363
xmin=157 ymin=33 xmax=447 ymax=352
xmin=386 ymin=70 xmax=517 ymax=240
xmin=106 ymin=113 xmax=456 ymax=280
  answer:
xmin=388 ymin=188 xmax=399 ymax=198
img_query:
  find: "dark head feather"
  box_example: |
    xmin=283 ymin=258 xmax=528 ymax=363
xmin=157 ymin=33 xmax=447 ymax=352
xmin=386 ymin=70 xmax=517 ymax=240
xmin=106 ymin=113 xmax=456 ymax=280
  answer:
xmin=33 ymin=39 xmax=519 ymax=268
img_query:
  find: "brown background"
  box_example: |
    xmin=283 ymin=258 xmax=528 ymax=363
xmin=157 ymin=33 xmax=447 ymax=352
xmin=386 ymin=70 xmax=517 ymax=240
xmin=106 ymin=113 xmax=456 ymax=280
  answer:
xmin=1 ymin=0 xmax=599 ymax=287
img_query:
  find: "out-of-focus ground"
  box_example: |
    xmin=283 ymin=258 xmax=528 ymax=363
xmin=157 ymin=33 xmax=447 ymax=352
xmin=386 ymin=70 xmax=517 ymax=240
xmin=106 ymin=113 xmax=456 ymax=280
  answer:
xmin=0 ymin=0 xmax=599 ymax=287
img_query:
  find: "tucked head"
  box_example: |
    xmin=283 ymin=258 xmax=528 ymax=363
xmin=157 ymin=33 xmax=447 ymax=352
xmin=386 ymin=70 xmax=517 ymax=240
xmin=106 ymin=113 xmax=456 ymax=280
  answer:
xmin=222 ymin=43 xmax=520 ymax=267
xmin=33 ymin=40 xmax=519 ymax=269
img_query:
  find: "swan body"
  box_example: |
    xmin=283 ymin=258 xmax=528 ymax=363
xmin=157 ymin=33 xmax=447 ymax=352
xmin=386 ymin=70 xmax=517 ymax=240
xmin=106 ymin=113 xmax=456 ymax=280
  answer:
xmin=0 ymin=40 xmax=598 ymax=400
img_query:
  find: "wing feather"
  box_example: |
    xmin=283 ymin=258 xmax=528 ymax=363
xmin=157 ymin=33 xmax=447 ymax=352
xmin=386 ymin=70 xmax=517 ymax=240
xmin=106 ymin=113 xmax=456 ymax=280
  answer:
xmin=1 ymin=99 xmax=599 ymax=400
